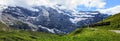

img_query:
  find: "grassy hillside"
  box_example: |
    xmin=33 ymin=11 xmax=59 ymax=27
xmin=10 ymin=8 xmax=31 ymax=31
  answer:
xmin=0 ymin=25 xmax=120 ymax=41
xmin=89 ymin=13 xmax=120 ymax=30
xmin=69 ymin=28 xmax=120 ymax=41
xmin=0 ymin=28 xmax=120 ymax=41
xmin=67 ymin=13 xmax=120 ymax=41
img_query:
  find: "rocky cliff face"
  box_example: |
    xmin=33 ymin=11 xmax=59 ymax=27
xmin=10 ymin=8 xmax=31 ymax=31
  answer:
xmin=0 ymin=6 xmax=109 ymax=34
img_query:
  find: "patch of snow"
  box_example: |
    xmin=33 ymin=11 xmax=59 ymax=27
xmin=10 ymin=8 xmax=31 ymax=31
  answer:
xmin=38 ymin=25 xmax=55 ymax=33
xmin=70 ymin=18 xmax=88 ymax=23
xmin=30 ymin=17 xmax=36 ymax=19
xmin=42 ymin=8 xmax=50 ymax=21
xmin=90 ymin=13 xmax=99 ymax=14
xmin=42 ymin=9 xmax=49 ymax=17
xmin=80 ymin=15 xmax=94 ymax=17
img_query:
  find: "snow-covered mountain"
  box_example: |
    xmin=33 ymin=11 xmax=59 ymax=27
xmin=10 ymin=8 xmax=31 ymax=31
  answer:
xmin=0 ymin=5 xmax=108 ymax=34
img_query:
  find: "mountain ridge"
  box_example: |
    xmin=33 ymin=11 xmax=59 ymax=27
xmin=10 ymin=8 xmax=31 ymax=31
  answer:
xmin=0 ymin=6 xmax=108 ymax=34
xmin=0 ymin=13 xmax=119 ymax=41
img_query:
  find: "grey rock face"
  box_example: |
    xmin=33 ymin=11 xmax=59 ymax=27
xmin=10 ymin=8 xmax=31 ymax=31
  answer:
xmin=0 ymin=6 xmax=109 ymax=34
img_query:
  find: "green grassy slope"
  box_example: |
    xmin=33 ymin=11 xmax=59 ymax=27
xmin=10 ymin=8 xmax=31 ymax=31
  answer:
xmin=90 ymin=13 xmax=120 ymax=30
xmin=0 ymin=28 xmax=120 ymax=41
xmin=69 ymin=28 xmax=120 ymax=41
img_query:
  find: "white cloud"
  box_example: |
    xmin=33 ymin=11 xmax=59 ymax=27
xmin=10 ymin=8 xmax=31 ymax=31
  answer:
xmin=51 ymin=0 xmax=106 ymax=9
xmin=1 ymin=0 xmax=120 ymax=15
xmin=73 ymin=0 xmax=106 ymax=8
xmin=98 ymin=5 xmax=120 ymax=15
xmin=0 ymin=0 xmax=106 ymax=10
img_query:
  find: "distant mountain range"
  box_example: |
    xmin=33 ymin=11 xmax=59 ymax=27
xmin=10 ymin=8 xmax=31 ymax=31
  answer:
xmin=0 ymin=5 xmax=109 ymax=34
xmin=0 ymin=11 xmax=119 ymax=41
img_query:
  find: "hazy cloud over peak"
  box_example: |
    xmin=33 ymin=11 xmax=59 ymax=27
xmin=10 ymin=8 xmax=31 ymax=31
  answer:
xmin=0 ymin=0 xmax=106 ymax=10
xmin=98 ymin=5 xmax=120 ymax=15
xmin=0 ymin=0 xmax=120 ymax=14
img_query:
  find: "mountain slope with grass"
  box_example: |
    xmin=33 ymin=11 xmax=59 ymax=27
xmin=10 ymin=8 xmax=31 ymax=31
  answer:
xmin=89 ymin=13 xmax=120 ymax=30
xmin=0 ymin=25 xmax=120 ymax=41
xmin=0 ymin=13 xmax=120 ymax=41
xmin=68 ymin=13 xmax=120 ymax=41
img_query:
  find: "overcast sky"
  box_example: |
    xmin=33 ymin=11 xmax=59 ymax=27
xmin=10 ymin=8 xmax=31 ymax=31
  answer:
xmin=0 ymin=0 xmax=120 ymax=15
